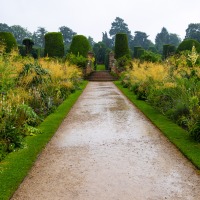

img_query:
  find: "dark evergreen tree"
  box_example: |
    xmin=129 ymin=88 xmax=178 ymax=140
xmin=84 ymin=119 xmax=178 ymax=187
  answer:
xmin=109 ymin=17 xmax=133 ymax=45
xmin=169 ymin=33 xmax=181 ymax=47
xmin=185 ymin=23 xmax=200 ymax=42
xmin=69 ymin=35 xmax=91 ymax=58
xmin=59 ymin=26 xmax=76 ymax=48
xmin=155 ymin=27 xmax=170 ymax=53
xmin=102 ymin=32 xmax=113 ymax=48
xmin=0 ymin=23 xmax=12 ymax=32
xmin=0 ymin=32 xmax=17 ymax=52
xmin=88 ymin=36 xmax=95 ymax=47
xmin=22 ymin=38 xmax=34 ymax=55
xmin=131 ymin=31 xmax=154 ymax=50
xmin=44 ymin=32 xmax=64 ymax=57
xmin=32 ymin=27 xmax=47 ymax=48
xmin=114 ymin=33 xmax=130 ymax=59
xmin=93 ymin=42 xmax=106 ymax=64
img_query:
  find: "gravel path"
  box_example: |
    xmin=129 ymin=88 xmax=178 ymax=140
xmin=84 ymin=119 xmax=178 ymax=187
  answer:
xmin=11 ymin=82 xmax=200 ymax=200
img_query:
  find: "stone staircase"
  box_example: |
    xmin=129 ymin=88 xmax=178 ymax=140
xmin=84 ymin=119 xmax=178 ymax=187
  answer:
xmin=86 ymin=70 xmax=118 ymax=81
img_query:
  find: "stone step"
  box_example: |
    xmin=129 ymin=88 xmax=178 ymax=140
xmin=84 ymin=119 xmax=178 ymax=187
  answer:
xmin=87 ymin=71 xmax=118 ymax=81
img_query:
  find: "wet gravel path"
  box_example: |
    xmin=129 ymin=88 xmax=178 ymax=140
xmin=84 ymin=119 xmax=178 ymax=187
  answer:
xmin=12 ymin=82 xmax=200 ymax=200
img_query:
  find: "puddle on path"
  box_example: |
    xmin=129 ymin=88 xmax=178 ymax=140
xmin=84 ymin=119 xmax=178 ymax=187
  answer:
xmin=12 ymin=82 xmax=200 ymax=200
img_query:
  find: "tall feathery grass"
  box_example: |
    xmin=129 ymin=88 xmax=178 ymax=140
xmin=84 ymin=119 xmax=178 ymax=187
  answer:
xmin=120 ymin=48 xmax=200 ymax=141
xmin=0 ymin=48 xmax=83 ymax=160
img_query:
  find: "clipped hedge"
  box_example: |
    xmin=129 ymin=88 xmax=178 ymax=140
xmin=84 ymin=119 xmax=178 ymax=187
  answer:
xmin=176 ymin=39 xmax=200 ymax=53
xmin=69 ymin=35 xmax=90 ymax=58
xmin=133 ymin=46 xmax=143 ymax=59
xmin=44 ymin=32 xmax=64 ymax=58
xmin=114 ymin=33 xmax=130 ymax=59
xmin=0 ymin=32 xmax=17 ymax=53
xmin=163 ymin=44 xmax=176 ymax=59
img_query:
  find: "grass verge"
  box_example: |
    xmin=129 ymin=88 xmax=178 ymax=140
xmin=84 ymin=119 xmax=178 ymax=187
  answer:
xmin=114 ymin=81 xmax=200 ymax=170
xmin=0 ymin=81 xmax=88 ymax=200
xmin=96 ymin=64 xmax=105 ymax=71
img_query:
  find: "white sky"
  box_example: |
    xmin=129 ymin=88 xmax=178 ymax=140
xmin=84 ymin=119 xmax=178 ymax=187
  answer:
xmin=1 ymin=0 xmax=200 ymax=43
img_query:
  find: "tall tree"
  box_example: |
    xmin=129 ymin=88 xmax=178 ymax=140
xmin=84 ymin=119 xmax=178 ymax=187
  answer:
xmin=131 ymin=31 xmax=154 ymax=50
xmin=10 ymin=25 xmax=32 ymax=44
xmin=32 ymin=27 xmax=47 ymax=48
xmin=102 ymin=31 xmax=113 ymax=48
xmin=109 ymin=17 xmax=133 ymax=45
xmin=88 ymin=36 xmax=95 ymax=47
xmin=93 ymin=42 xmax=106 ymax=64
xmin=169 ymin=33 xmax=181 ymax=47
xmin=59 ymin=26 xmax=76 ymax=48
xmin=155 ymin=27 xmax=170 ymax=53
xmin=0 ymin=23 xmax=12 ymax=32
xmin=185 ymin=23 xmax=200 ymax=42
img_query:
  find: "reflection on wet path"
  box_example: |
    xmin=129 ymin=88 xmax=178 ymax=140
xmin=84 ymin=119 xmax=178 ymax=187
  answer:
xmin=12 ymin=82 xmax=200 ymax=200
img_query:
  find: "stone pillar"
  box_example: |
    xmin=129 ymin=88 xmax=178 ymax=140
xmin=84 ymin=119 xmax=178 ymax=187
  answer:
xmin=85 ymin=51 xmax=94 ymax=76
xmin=109 ymin=51 xmax=117 ymax=74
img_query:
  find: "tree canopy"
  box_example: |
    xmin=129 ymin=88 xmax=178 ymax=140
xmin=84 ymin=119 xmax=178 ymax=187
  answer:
xmin=59 ymin=26 xmax=76 ymax=48
xmin=185 ymin=23 xmax=200 ymax=42
xmin=109 ymin=17 xmax=133 ymax=45
xmin=155 ymin=27 xmax=181 ymax=53
xmin=32 ymin=27 xmax=47 ymax=48
xmin=131 ymin=31 xmax=154 ymax=50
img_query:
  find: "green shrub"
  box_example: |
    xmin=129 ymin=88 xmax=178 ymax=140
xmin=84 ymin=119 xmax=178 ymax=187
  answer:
xmin=69 ymin=35 xmax=91 ymax=58
xmin=148 ymin=46 xmax=158 ymax=53
xmin=116 ymin=55 xmax=132 ymax=71
xmin=176 ymin=39 xmax=200 ymax=53
xmin=190 ymin=121 xmax=200 ymax=141
xmin=0 ymin=32 xmax=17 ymax=53
xmin=133 ymin=46 xmax=143 ymax=59
xmin=44 ymin=32 xmax=64 ymax=58
xmin=114 ymin=33 xmax=130 ymax=59
xmin=137 ymin=48 xmax=145 ymax=58
xmin=18 ymin=45 xmax=40 ymax=59
xmin=163 ymin=44 xmax=176 ymax=59
xmin=140 ymin=50 xmax=162 ymax=63
xmin=66 ymin=53 xmax=87 ymax=68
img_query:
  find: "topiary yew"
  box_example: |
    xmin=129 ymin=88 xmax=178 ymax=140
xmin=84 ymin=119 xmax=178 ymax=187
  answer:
xmin=0 ymin=32 xmax=17 ymax=53
xmin=176 ymin=39 xmax=200 ymax=53
xmin=23 ymin=38 xmax=34 ymax=55
xmin=114 ymin=33 xmax=130 ymax=59
xmin=44 ymin=32 xmax=64 ymax=57
xmin=69 ymin=35 xmax=90 ymax=58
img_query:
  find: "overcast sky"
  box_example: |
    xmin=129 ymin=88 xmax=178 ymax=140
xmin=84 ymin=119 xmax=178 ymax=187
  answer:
xmin=1 ymin=0 xmax=200 ymax=43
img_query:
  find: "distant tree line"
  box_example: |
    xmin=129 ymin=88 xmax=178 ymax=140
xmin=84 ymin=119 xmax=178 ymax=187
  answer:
xmin=1 ymin=18 xmax=200 ymax=63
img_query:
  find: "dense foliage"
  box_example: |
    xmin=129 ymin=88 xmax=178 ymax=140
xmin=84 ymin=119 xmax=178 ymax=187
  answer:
xmin=163 ymin=44 xmax=176 ymax=59
xmin=114 ymin=33 xmax=130 ymax=59
xmin=69 ymin=35 xmax=91 ymax=58
xmin=0 ymin=32 xmax=17 ymax=53
xmin=185 ymin=23 xmax=200 ymax=42
xmin=176 ymin=39 xmax=200 ymax=53
xmin=44 ymin=32 xmax=64 ymax=58
xmin=0 ymin=49 xmax=82 ymax=160
xmin=120 ymin=47 xmax=200 ymax=142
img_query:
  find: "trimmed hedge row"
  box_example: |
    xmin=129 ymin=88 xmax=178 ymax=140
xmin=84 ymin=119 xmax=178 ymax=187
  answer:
xmin=44 ymin=32 xmax=64 ymax=58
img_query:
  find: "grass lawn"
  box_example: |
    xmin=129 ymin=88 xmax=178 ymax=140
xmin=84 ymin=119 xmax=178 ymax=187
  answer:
xmin=115 ymin=81 xmax=200 ymax=170
xmin=96 ymin=64 xmax=106 ymax=71
xmin=0 ymin=81 xmax=88 ymax=200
